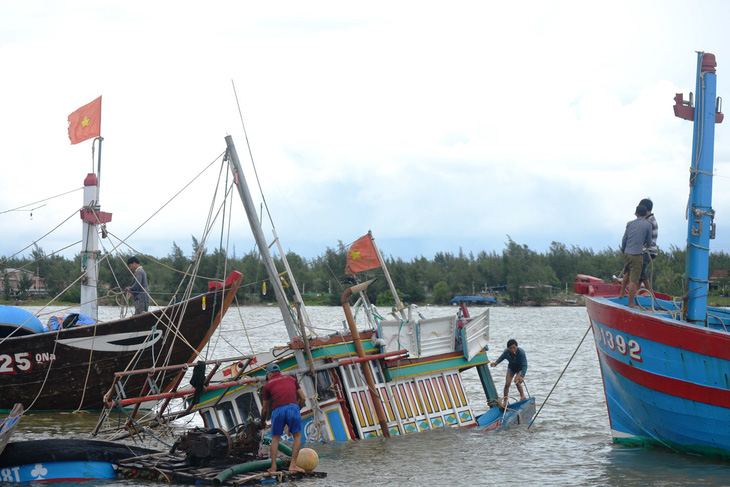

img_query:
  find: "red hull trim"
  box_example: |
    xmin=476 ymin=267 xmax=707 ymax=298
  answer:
xmin=598 ymin=349 xmax=730 ymax=408
xmin=586 ymin=298 xmax=730 ymax=359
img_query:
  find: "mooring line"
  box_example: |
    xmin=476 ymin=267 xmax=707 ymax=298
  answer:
xmin=528 ymin=321 xmax=592 ymax=429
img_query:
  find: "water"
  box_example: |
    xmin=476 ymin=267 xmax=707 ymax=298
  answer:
xmin=9 ymin=306 xmax=730 ymax=486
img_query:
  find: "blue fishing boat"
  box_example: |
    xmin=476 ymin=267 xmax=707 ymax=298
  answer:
xmin=584 ymin=52 xmax=730 ymax=458
xmin=450 ymin=296 xmax=498 ymax=306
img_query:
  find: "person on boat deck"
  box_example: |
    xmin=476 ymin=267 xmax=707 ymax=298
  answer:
xmin=638 ymin=198 xmax=659 ymax=294
xmin=618 ymin=205 xmax=653 ymax=308
xmin=490 ymin=339 xmax=528 ymax=407
xmin=259 ymin=363 xmax=307 ymax=474
xmin=125 ymin=256 xmax=150 ymax=315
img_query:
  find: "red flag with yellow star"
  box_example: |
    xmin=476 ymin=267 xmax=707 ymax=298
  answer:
xmin=68 ymin=96 xmax=101 ymax=144
xmin=345 ymin=234 xmax=381 ymax=274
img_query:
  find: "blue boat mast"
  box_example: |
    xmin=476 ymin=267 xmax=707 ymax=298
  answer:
xmin=675 ymin=52 xmax=724 ymax=324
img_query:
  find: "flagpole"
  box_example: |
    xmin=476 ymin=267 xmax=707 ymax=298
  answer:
xmin=96 ymin=137 xmax=103 ymax=203
xmin=80 ymin=136 xmax=106 ymax=320
xmin=368 ymin=231 xmax=408 ymax=320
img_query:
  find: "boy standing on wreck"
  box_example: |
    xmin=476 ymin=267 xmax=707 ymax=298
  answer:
xmin=490 ymin=339 xmax=528 ymax=407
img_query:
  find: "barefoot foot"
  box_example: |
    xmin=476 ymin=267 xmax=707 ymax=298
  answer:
xmin=289 ymin=465 xmax=306 ymax=473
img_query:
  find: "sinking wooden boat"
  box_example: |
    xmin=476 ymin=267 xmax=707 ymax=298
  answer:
xmin=476 ymin=397 xmax=536 ymax=432
xmin=94 ymin=136 xmax=535 ymax=446
xmin=0 ymin=404 xmax=22 ymax=456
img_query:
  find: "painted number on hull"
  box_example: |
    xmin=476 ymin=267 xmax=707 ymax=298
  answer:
xmin=595 ymin=325 xmax=643 ymax=363
xmin=0 ymin=352 xmax=34 ymax=374
xmin=1 ymin=467 xmax=20 ymax=482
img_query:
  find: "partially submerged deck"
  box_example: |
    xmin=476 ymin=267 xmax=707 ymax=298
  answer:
xmin=116 ymin=451 xmax=327 ymax=485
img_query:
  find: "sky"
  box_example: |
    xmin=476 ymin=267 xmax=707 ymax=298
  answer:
xmin=2 ymin=1 xmax=730 ymax=267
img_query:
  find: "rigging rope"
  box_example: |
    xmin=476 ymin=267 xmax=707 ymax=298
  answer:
xmin=0 ymin=209 xmax=80 ymax=267
xmin=528 ymin=322 xmax=591 ymax=429
xmin=0 ymin=187 xmax=83 ymax=215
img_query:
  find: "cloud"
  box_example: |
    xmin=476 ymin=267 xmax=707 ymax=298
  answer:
xmin=2 ymin=1 xmax=730 ymax=265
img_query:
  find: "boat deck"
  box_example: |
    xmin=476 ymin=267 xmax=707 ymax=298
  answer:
xmin=115 ymin=451 xmax=326 ymax=485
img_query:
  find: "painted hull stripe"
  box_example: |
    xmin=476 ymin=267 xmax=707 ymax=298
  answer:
xmin=599 ymin=349 xmax=730 ymax=408
xmin=587 ymin=297 xmax=730 ymax=359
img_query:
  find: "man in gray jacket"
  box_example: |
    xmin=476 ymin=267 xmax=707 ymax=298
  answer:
xmin=638 ymin=198 xmax=658 ymax=293
xmin=618 ymin=205 xmax=653 ymax=308
xmin=126 ymin=256 xmax=150 ymax=315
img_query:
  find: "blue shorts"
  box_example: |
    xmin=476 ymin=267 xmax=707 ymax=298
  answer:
xmin=271 ymin=403 xmax=302 ymax=436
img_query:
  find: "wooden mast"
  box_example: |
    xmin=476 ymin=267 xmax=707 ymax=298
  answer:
xmin=679 ymin=52 xmax=723 ymax=324
xmin=341 ymin=279 xmax=391 ymax=437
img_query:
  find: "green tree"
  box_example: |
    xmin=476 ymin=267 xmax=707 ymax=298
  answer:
xmin=17 ymin=272 xmax=34 ymax=300
xmin=503 ymin=237 xmax=531 ymax=305
xmin=432 ymin=281 xmax=452 ymax=305
xmin=2 ymin=272 xmax=10 ymax=301
xmin=376 ymin=288 xmax=404 ymax=307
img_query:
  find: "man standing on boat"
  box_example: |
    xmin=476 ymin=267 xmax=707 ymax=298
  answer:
xmin=638 ymin=198 xmax=658 ymax=294
xmin=618 ymin=205 xmax=653 ymax=308
xmin=490 ymin=339 xmax=528 ymax=407
xmin=260 ymin=363 xmax=307 ymax=473
xmin=126 ymin=257 xmax=149 ymax=315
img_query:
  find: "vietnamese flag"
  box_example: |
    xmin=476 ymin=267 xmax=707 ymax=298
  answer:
xmin=345 ymin=234 xmax=382 ymax=274
xmin=68 ymin=96 xmax=102 ymax=144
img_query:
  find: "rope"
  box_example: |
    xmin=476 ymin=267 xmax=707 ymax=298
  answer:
xmin=24 ymin=328 xmax=63 ymax=411
xmin=116 ymin=152 xmax=224 ymax=245
xmin=0 ymin=208 xmax=80 ymax=267
xmin=73 ymin=321 xmax=100 ymax=412
xmin=0 ymin=186 xmax=83 ymax=215
xmin=4 ymin=148 xmax=242 ymax=417
xmin=528 ymin=322 xmax=591 ymax=429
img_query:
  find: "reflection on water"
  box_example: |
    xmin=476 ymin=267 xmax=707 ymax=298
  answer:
xmin=8 ymin=306 xmax=730 ymax=486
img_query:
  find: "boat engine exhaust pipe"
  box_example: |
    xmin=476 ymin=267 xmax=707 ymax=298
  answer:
xmin=341 ymin=279 xmax=390 ymax=438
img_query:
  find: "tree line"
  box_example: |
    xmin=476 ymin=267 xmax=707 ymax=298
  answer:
xmin=3 ymin=237 xmax=730 ymax=306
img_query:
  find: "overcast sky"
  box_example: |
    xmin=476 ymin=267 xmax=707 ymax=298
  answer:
xmin=2 ymin=1 xmax=730 ymax=267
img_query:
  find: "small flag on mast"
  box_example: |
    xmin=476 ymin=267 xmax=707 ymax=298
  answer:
xmin=345 ymin=234 xmax=382 ymax=274
xmin=68 ymin=96 xmax=102 ymax=144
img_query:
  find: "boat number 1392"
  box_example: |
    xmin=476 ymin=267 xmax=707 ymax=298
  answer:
xmin=594 ymin=325 xmax=643 ymax=362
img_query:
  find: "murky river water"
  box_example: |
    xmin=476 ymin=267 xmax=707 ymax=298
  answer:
xmin=9 ymin=305 xmax=730 ymax=486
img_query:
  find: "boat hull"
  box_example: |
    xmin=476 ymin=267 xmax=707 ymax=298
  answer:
xmin=0 ymin=439 xmax=156 ymax=482
xmin=586 ymin=296 xmax=730 ymax=458
xmin=0 ymin=273 xmax=242 ymax=411
xmin=475 ymin=397 xmax=535 ymax=432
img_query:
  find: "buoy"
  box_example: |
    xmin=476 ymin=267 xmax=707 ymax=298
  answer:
xmin=297 ymin=448 xmax=319 ymax=471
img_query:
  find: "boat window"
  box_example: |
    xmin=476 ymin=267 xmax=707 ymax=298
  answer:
xmin=215 ymin=402 xmax=237 ymax=430
xmin=235 ymin=392 xmax=260 ymax=422
xmin=315 ymin=370 xmax=337 ymax=401
xmin=201 ymin=410 xmax=214 ymax=428
xmin=340 ymin=366 xmax=353 ymax=388
xmin=345 ymin=365 xmax=364 ymax=388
